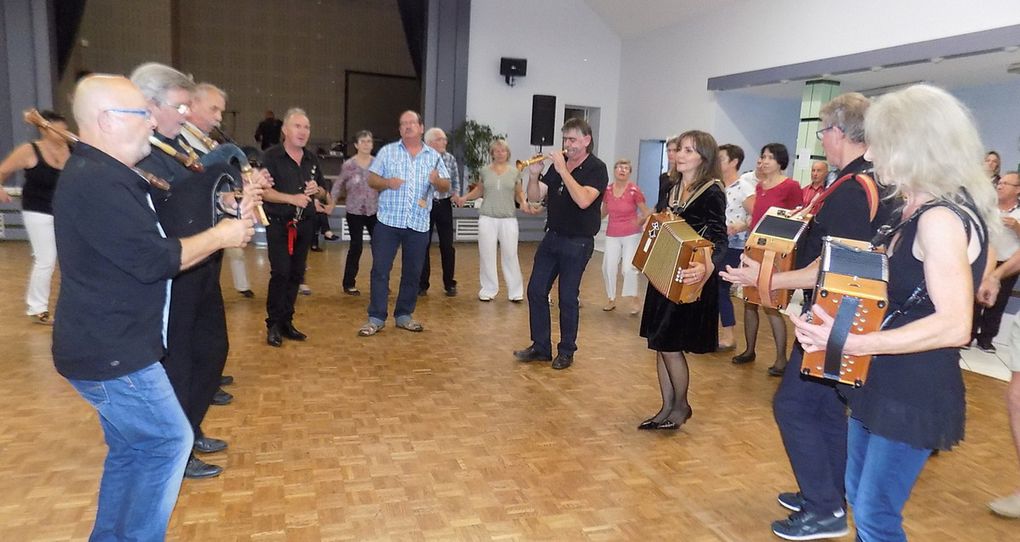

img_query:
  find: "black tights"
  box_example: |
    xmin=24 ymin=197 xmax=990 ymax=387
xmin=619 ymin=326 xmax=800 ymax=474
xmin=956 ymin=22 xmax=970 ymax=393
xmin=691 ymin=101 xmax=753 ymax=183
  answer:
xmin=651 ymin=351 xmax=692 ymax=423
xmin=740 ymin=302 xmax=788 ymax=366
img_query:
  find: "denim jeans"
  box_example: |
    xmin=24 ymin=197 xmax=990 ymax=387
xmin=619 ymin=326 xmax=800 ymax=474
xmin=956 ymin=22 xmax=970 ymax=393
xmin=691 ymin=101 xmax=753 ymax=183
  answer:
xmin=368 ymin=222 xmax=429 ymax=324
xmin=68 ymin=363 xmax=193 ymax=542
xmin=526 ymin=230 xmax=594 ymax=357
xmin=846 ymin=417 xmax=931 ymax=542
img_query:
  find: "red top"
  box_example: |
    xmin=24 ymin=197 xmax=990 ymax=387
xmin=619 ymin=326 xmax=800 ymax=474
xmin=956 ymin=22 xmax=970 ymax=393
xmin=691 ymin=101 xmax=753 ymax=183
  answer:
xmin=604 ymin=182 xmax=646 ymax=237
xmin=750 ymin=178 xmax=803 ymax=228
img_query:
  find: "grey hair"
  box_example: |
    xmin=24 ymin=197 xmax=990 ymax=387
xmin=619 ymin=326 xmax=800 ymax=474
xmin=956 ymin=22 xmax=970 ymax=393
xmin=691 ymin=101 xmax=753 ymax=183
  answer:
xmin=819 ymin=92 xmax=869 ymax=144
xmin=283 ymin=108 xmax=307 ymax=124
xmin=864 ymin=84 xmax=1000 ymax=242
xmin=195 ymin=82 xmax=227 ymax=102
xmin=129 ymin=62 xmax=195 ymax=103
xmin=424 ymin=127 xmax=446 ymax=144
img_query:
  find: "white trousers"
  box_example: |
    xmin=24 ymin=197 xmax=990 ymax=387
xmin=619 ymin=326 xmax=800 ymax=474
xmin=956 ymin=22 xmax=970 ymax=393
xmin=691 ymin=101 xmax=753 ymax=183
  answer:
xmin=602 ymin=232 xmax=641 ymax=300
xmin=477 ymin=215 xmax=524 ymax=300
xmin=22 ymin=211 xmax=57 ymax=315
xmin=224 ymin=247 xmax=250 ymax=291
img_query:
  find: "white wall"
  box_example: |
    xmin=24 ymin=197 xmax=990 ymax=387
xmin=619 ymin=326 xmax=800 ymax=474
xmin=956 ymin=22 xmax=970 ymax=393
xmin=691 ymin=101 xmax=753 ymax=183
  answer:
xmin=952 ymin=79 xmax=1020 ymax=173
xmin=616 ymin=0 xmax=1020 ymax=170
xmin=466 ymin=0 xmax=622 ymax=170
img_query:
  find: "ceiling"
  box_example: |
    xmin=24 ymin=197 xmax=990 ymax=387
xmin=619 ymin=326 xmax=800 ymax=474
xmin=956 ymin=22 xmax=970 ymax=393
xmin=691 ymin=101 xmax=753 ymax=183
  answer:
xmin=584 ymin=0 xmax=1020 ymax=99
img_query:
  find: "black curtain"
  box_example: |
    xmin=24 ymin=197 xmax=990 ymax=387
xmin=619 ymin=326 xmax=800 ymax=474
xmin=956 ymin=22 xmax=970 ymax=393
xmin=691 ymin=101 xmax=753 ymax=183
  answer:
xmin=54 ymin=0 xmax=87 ymax=77
xmin=396 ymin=0 xmax=425 ymax=79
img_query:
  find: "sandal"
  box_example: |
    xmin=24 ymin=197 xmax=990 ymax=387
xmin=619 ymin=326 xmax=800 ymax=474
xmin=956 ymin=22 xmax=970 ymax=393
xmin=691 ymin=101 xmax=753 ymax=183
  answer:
xmin=395 ymin=319 xmax=424 ymax=332
xmin=30 ymin=311 xmax=53 ymax=326
xmin=358 ymin=321 xmax=383 ymax=337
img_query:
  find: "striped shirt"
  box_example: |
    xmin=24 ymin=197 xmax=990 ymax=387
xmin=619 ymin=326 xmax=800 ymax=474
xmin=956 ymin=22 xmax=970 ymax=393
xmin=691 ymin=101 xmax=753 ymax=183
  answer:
xmin=370 ymin=140 xmax=450 ymax=232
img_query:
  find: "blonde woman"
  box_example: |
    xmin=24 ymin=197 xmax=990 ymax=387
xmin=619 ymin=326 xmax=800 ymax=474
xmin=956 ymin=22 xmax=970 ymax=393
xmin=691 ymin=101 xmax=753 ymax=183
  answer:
xmin=792 ymin=84 xmax=997 ymax=541
xmin=601 ymin=159 xmax=651 ymax=313
xmin=455 ymin=139 xmax=528 ymax=301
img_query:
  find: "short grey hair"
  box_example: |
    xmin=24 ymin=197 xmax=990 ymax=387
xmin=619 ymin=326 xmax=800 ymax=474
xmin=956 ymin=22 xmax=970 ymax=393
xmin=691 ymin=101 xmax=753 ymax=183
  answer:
xmin=283 ymin=107 xmax=307 ymax=124
xmin=424 ymin=127 xmax=446 ymax=144
xmin=129 ymin=62 xmax=195 ymax=103
xmin=195 ymin=82 xmax=227 ymax=102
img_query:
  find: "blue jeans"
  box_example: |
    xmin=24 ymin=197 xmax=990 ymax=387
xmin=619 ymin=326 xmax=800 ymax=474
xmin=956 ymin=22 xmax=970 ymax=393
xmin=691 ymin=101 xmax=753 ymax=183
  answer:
xmin=773 ymin=345 xmax=848 ymax=515
xmin=68 ymin=363 xmax=193 ymax=542
xmin=368 ymin=222 xmax=429 ymax=325
xmin=846 ymin=417 xmax=931 ymax=542
xmin=526 ymin=230 xmax=594 ymax=357
xmin=718 ymin=247 xmax=742 ymax=327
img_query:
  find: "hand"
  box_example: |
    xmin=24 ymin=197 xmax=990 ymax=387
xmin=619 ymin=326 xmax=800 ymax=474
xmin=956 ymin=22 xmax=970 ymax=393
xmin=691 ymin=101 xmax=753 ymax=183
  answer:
xmin=718 ymin=253 xmax=760 ymax=287
xmin=388 ymin=177 xmax=405 ymax=190
xmin=218 ymin=217 xmax=255 ymax=249
xmin=977 ymin=276 xmax=1001 ymax=307
xmin=548 ymin=150 xmax=567 ymax=173
xmin=0 ymin=188 xmax=11 ymax=204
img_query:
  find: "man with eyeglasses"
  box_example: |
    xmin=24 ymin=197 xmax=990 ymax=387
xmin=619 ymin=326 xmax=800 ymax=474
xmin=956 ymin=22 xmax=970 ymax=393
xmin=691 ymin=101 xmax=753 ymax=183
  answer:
xmin=132 ymin=62 xmax=246 ymax=479
xmin=53 ymin=74 xmax=255 ymax=541
xmin=722 ymin=92 xmax=892 ymax=540
xmin=972 ymin=171 xmax=1020 ymax=353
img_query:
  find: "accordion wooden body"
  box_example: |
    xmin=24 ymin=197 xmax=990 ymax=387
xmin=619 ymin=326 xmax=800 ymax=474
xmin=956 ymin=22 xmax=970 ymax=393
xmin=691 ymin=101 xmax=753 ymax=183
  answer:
xmin=801 ymin=237 xmax=888 ymax=387
xmin=742 ymin=207 xmax=812 ymax=309
xmin=633 ymin=214 xmax=714 ymax=304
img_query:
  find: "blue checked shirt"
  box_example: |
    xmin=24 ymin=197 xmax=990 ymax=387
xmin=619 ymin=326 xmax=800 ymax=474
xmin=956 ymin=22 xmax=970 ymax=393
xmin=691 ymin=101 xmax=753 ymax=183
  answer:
xmin=370 ymin=140 xmax=451 ymax=232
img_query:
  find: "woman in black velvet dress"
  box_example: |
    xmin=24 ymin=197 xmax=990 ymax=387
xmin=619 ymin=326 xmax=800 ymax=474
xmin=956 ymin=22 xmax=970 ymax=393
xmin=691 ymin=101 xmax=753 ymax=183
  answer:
xmin=638 ymin=130 xmax=728 ymax=431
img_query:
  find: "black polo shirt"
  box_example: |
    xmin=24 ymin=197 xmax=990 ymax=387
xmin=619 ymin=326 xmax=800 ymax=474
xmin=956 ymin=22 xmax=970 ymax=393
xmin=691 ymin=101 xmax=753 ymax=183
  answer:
xmin=261 ymin=145 xmax=326 ymax=220
xmin=542 ymin=153 xmax=609 ymax=238
xmin=52 ymin=143 xmax=182 ymax=381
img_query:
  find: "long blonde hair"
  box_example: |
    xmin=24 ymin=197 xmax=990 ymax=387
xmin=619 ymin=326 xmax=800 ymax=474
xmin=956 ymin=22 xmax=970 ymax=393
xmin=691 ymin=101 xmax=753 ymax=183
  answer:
xmin=864 ymin=84 xmax=1000 ymax=241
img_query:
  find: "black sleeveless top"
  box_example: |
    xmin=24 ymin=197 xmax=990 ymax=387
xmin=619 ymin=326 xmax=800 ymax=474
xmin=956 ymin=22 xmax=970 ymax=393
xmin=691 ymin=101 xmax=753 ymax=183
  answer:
xmin=22 ymin=143 xmax=63 ymax=215
xmin=848 ymin=202 xmax=987 ymax=450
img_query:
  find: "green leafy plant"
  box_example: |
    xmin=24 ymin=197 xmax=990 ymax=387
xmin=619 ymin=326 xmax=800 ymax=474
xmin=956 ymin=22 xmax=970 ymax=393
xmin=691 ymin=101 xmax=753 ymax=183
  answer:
xmin=451 ymin=120 xmax=506 ymax=186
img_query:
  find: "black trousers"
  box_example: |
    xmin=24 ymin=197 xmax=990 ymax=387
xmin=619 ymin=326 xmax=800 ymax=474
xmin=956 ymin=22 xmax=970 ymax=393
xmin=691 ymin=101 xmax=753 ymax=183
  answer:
xmin=265 ymin=215 xmax=315 ymax=326
xmin=420 ymin=197 xmax=456 ymax=291
xmin=161 ymin=253 xmax=228 ymax=439
xmin=973 ymin=263 xmax=1018 ymax=344
xmin=343 ymin=213 xmax=377 ymax=290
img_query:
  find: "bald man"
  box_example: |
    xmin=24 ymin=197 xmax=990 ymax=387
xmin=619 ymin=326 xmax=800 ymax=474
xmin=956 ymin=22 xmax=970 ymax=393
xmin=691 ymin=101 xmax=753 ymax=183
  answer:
xmin=52 ymin=75 xmax=254 ymax=541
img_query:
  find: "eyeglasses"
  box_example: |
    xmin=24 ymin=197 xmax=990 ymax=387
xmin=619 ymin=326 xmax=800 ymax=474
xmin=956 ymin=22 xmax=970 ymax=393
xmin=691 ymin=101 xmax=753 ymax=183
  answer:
xmin=815 ymin=126 xmax=838 ymax=140
xmin=105 ymin=108 xmax=152 ymax=119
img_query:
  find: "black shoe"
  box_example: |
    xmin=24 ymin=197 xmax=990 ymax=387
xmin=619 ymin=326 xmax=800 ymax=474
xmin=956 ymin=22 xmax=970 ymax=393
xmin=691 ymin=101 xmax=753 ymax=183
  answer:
xmin=777 ymin=491 xmax=804 ymax=512
xmin=193 ymin=437 xmax=228 ymax=454
xmin=513 ymin=345 xmax=552 ymax=362
xmin=211 ymin=388 xmax=233 ymax=405
xmin=184 ymin=456 xmax=223 ymax=479
xmin=282 ymin=322 xmax=307 ymax=341
xmin=267 ymin=324 xmax=283 ymax=347
xmin=552 ymin=353 xmax=574 ymax=370
xmin=238 ymin=289 xmax=255 ymax=298
xmin=220 ymin=375 xmax=234 ymax=386
xmin=732 ymin=351 xmax=756 ymax=364
xmin=445 ymin=286 xmax=458 ymax=297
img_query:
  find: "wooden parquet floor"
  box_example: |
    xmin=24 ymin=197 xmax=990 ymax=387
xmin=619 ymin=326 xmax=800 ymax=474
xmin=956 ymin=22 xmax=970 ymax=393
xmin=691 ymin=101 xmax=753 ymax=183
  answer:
xmin=1 ymin=240 xmax=1018 ymax=541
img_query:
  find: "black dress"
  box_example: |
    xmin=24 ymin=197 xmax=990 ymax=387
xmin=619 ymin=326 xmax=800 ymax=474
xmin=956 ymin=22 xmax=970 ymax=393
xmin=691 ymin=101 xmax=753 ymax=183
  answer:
xmin=848 ymin=203 xmax=987 ymax=450
xmin=639 ymin=180 xmax=728 ymax=353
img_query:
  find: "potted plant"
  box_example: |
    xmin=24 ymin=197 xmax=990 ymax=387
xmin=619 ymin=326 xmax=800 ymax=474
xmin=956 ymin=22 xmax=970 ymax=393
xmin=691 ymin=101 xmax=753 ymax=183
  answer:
xmin=451 ymin=120 xmax=506 ymax=193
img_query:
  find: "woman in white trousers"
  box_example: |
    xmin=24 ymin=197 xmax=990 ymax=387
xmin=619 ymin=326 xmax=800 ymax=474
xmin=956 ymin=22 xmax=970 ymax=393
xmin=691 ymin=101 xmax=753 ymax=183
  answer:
xmin=601 ymin=159 xmax=650 ymax=314
xmin=455 ymin=139 xmax=530 ymax=302
xmin=0 ymin=110 xmax=70 ymax=325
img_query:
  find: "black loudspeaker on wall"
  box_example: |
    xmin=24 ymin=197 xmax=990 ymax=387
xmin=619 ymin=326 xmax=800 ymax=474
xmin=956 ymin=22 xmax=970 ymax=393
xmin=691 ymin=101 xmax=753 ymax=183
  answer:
xmin=531 ymin=94 xmax=556 ymax=147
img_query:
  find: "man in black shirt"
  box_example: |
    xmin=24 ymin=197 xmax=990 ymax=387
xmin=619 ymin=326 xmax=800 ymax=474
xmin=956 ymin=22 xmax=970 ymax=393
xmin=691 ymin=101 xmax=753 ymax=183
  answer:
xmin=255 ymin=110 xmax=283 ymax=150
xmin=513 ymin=118 xmax=609 ymax=370
xmin=722 ymin=92 xmax=890 ymax=540
xmin=53 ymin=74 xmax=254 ymax=541
xmin=261 ymin=108 xmax=327 ymax=346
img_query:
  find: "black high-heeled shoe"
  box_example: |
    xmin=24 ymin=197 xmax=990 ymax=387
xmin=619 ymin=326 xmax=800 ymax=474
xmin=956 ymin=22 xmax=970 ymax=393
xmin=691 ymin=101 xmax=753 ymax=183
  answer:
xmin=732 ymin=351 xmax=756 ymax=364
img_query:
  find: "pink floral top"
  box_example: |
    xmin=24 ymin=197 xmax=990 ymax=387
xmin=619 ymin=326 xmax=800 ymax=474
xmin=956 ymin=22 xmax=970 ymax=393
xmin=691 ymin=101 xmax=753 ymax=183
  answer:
xmin=604 ymin=182 xmax=646 ymax=237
